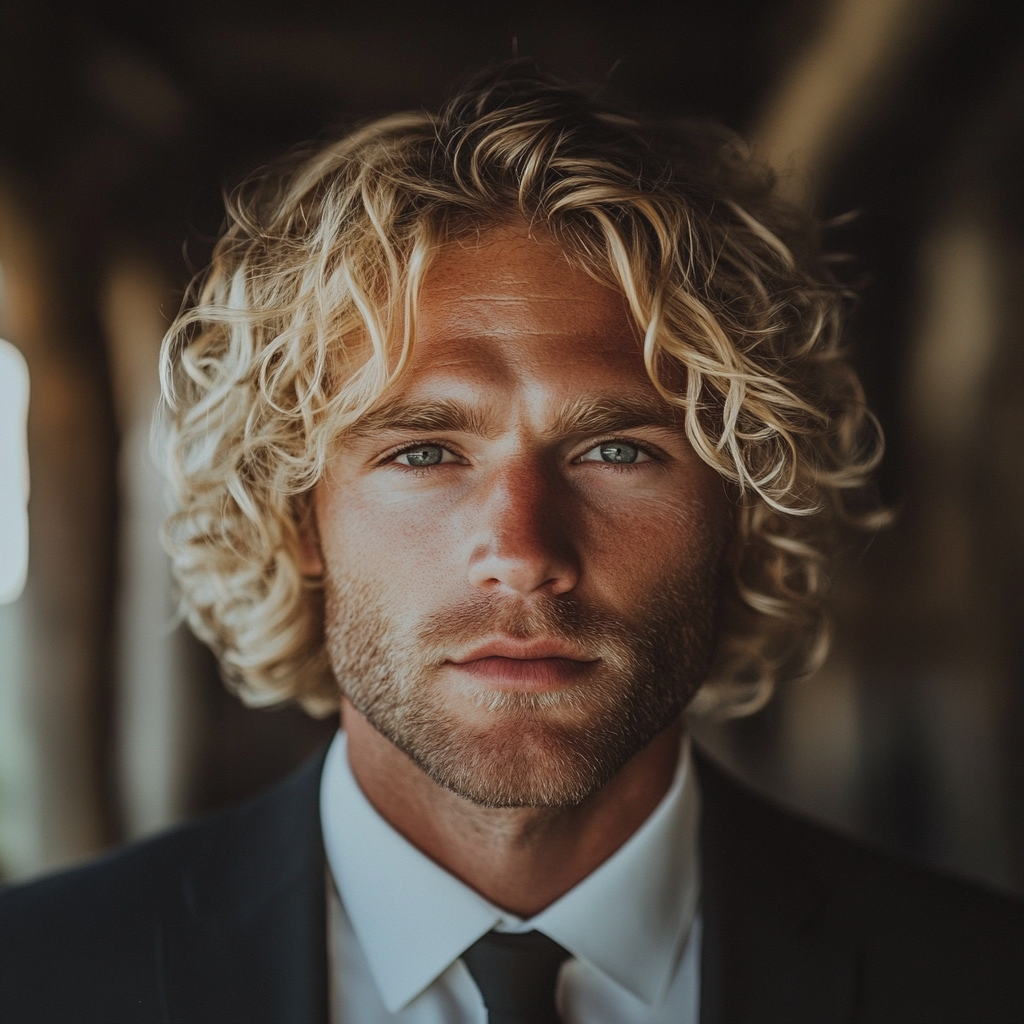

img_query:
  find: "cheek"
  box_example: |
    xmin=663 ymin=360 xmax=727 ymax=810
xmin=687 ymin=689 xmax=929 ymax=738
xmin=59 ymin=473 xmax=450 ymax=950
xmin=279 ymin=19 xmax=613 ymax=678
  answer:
xmin=574 ymin=483 xmax=727 ymax=594
xmin=316 ymin=485 xmax=464 ymax=596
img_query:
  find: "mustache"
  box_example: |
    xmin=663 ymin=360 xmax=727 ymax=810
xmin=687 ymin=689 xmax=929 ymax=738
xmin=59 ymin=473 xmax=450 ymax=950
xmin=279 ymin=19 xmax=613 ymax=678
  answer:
xmin=411 ymin=593 xmax=643 ymax=667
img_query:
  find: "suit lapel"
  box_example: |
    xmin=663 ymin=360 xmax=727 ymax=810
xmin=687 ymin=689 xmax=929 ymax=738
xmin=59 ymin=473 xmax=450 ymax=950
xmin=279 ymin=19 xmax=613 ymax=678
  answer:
xmin=160 ymin=749 xmax=330 ymax=1024
xmin=695 ymin=749 xmax=859 ymax=1024
xmin=154 ymin=740 xmax=859 ymax=1022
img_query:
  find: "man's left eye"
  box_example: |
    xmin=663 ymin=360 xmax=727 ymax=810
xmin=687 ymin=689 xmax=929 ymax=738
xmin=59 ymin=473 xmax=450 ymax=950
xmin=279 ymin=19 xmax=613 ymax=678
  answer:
xmin=578 ymin=441 xmax=647 ymax=464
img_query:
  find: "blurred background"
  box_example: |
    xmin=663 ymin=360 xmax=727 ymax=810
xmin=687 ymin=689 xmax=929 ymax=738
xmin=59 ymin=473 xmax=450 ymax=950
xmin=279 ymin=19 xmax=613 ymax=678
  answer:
xmin=0 ymin=0 xmax=1022 ymax=896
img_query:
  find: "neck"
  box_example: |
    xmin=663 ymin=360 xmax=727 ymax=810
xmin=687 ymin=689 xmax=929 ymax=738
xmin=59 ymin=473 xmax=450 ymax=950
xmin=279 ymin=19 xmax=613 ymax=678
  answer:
xmin=341 ymin=698 xmax=683 ymax=918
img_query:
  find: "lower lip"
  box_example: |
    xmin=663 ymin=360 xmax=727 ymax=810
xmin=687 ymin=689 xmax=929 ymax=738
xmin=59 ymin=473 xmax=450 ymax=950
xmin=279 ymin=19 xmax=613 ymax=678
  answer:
xmin=450 ymin=657 xmax=594 ymax=691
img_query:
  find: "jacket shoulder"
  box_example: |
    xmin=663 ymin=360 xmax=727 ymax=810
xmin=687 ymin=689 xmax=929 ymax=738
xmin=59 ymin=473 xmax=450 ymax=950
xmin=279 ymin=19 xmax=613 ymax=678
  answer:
xmin=695 ymin=746 xmax=1024 ymax=1023
xmin=0 ymin=748 xmax=327 ymax=1024
xmin=0 ymin=815 xmax=204 ymax=1022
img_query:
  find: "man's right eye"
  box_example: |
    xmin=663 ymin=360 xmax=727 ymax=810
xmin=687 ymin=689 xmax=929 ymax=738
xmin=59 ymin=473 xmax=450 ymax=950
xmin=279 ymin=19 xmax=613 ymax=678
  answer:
xmin=395 ymin=445 xmax=453 ymax=467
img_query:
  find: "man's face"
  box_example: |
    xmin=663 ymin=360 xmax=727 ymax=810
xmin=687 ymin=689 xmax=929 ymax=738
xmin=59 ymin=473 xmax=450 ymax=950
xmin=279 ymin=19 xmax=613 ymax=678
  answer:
xmin=312 ymin=228 xmax=729 ymax=808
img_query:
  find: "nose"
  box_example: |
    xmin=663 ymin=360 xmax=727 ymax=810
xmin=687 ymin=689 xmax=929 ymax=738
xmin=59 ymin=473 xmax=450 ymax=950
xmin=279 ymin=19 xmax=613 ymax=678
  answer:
xmin=466 ymin=459 xmax=580 ymax=597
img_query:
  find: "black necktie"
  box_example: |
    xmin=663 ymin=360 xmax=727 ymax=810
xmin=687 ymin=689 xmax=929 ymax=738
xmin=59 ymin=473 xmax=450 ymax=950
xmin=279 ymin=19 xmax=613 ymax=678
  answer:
xmin=462 ymin=929 xmax=571 ymax=1024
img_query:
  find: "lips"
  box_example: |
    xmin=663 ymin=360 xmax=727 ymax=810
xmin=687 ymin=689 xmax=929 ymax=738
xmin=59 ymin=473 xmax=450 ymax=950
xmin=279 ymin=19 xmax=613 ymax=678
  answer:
xmin=451 ymin=638 xmax=595 ymax=663
xmin=447 ymin=639 xmax=597 ymax=691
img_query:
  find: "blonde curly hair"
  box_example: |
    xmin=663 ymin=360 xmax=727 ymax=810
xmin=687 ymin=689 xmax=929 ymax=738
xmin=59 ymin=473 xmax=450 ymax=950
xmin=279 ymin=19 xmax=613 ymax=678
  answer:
xmin=160 ymin=65 xmax=886 ymax=719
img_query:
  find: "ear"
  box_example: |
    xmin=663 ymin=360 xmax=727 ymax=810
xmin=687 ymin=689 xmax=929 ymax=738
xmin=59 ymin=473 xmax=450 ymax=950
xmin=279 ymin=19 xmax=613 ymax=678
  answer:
xmin=297 ymin=493 xmax=325 ymax=577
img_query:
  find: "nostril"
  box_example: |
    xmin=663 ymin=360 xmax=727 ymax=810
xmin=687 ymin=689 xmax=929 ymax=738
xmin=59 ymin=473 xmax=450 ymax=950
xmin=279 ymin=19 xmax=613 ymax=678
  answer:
xmin=467 ymin=547 xmax=579 ymax=597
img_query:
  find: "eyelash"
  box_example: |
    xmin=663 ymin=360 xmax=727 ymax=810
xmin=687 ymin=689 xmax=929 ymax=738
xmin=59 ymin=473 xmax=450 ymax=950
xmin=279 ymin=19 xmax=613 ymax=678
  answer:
xmin=573 ymin=436 xmax=662 ymax=466
xmin=378 ymin=439 xmax=467 ymax=469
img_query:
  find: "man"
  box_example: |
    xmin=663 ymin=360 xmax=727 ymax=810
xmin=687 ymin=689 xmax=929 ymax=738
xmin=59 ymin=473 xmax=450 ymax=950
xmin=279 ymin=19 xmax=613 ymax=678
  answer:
xmin=1 ymin=65 xmax=1021 ymax=1024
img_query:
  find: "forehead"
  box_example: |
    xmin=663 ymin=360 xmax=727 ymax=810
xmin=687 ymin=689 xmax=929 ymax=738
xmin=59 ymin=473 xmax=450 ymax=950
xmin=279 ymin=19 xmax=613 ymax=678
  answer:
xmin=395 ymin=228 xmax=649 ymax=400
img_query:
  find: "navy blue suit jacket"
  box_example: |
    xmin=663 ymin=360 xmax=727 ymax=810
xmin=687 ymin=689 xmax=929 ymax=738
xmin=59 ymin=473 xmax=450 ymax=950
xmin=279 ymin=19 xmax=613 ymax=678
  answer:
xmin=1 ymin=747 xmax=1022 ymax=1023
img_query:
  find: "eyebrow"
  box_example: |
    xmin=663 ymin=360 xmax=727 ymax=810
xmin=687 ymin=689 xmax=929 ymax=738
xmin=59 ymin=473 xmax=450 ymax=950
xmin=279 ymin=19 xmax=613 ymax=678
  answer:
xmin=349 ymin=393 xmax=683 ymax=440
xmin=549 ymin=394 xmax=683 ymax=437
xmin=348 ymin=398 xmax=498 ymax=438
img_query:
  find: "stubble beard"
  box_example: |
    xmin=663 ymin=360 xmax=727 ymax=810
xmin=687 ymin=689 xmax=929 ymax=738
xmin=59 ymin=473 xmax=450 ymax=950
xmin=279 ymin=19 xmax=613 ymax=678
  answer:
xmin=323 ymin=566 xmax=720 ymax=809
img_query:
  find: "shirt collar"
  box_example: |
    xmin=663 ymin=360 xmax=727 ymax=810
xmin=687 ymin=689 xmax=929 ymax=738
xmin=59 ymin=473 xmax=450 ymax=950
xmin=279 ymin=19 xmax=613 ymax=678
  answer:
xmin=530 ymin=733 xmax=700 ymax=1005
xmin=320 ymin=729 xmax=700 ymax=1012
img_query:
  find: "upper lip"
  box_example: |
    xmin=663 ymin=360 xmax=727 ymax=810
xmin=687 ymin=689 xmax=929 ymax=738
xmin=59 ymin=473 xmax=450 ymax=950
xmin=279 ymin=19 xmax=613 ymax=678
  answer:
xmin=450 ymin=639 xmax=597 ymax=663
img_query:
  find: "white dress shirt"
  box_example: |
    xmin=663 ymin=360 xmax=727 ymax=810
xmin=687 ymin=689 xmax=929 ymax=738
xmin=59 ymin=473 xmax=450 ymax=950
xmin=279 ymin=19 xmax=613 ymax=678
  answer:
xmin=320 ymin=730 xmax=702 ymax=1023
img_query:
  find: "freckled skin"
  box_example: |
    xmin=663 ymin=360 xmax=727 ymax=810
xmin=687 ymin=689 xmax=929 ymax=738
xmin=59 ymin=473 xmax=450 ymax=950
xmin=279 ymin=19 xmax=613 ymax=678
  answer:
xmin=304 ymin=227 xmax=730 ymax=915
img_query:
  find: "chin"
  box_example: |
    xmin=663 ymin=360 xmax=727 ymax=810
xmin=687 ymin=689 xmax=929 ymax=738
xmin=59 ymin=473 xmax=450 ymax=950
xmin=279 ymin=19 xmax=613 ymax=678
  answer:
xmin=392 ymin=710 xmax=656 ymax=809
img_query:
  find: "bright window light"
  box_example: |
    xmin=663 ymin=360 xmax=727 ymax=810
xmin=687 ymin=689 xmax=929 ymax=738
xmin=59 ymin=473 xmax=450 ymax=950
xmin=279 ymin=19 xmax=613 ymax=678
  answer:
xmin=0 ymin=337 xmax=29 ymax=604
